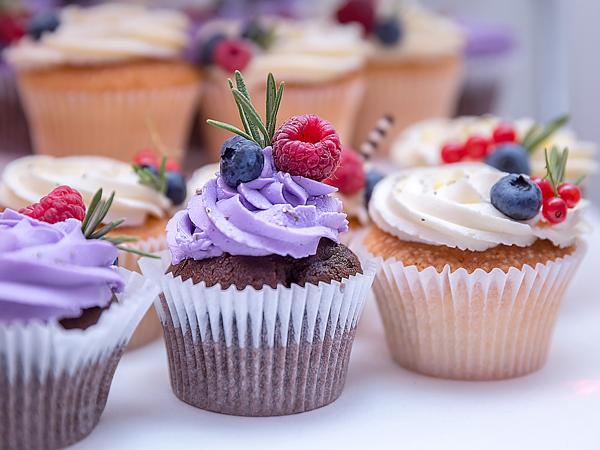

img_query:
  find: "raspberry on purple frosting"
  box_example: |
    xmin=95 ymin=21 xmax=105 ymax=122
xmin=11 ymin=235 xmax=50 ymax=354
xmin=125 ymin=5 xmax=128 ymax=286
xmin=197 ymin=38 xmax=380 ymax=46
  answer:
xmin=167 ymin=147 xmax=348 ymax=264
xmin=0 ymin=209 xmax=123 ymax=323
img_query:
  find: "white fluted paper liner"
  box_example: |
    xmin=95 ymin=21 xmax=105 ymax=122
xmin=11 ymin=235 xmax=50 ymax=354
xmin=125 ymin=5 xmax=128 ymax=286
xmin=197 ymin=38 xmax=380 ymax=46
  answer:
xmin=18 ymin=81 xmax=201 ymax=162
xmin=365 ymin=243 xmax=586 ymax=380
xmin=0 ymin=268 xmax=159 ymax=450
xmin=140 ymin=252 xmax=377 ymax=415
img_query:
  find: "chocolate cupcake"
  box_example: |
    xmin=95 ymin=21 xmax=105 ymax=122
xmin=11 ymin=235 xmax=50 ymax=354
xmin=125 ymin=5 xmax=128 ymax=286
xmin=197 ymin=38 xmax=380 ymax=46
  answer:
xmin=141 ymin=72 xmax=376 ymax=416
xmin=0 ymin=187 xmax=158 ymax=450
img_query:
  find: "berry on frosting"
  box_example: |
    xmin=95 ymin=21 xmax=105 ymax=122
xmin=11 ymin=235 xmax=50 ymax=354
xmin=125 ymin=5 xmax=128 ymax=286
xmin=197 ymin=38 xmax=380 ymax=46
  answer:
xmin=492 ymin=123 xmax=517 ymax=144
xmin=335 ymin=0 xmax=376 ymax=35
xmin=542 ymin=197 xmax=567 ymax=224
xmin=364 ymin=169 xmax=384 ymax=205
xmin=490 ymin=174 xmax=542 ymax=221
xmin=132 ymin=151 xmax=187 ymax=206
xmin=272 ymin=114 xmax=342 ymax=181
xmin=220 ymin=135 xmax=265 ymax=187
xmin=133 ymin=149 xmax=159 ymax=168
xmin=531 ymin=176 xmax=554 ymax=200
xmin=20 ymin=185 xmax=86 ymax=224
xmin=440 ymin=141 xmax=466 ymax=164
xmin=324 ymin=148 xmax=365 ymax=195
xmin=485 ymin=143 xmax=530 ymax=174
xmin=214 ymin=38 xmax=252 ymax=73
xmin=464 ymin=135 xmax=490 ymax=159
xmin=166 ymin=172 xmax=187 ymax=205
xmin=374 ymin=17 xmax=403 ymax=46
xmin=0 ymin=15 xmax=25 ymax=46
xmin=26 ymin=12 xmax=60 ymax=41
xmin=557 ymin=183 xmax=581 ymax=209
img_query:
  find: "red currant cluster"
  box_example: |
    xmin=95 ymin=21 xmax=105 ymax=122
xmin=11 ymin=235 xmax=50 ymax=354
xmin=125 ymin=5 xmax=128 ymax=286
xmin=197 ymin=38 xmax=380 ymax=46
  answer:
xmin=531 ymin=177 xmax=581 ymax=224
xmin=441 ymin=123 xmax=517 ymax=164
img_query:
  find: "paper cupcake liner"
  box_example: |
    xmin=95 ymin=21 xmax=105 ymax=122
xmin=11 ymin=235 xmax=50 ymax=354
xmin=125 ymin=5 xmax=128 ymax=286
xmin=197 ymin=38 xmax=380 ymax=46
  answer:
xmin=367 ymin=244 xmax=585 ymax=380
xmin=140 ymin=253 xmax=377 ymax=416
xmin=0 ymin=269 xmax=158 ymax=450
xmin=199 ymin=73 xmax=365 ymax=161
xmin=17 ymin=81 xmax=201 ymax=162
xmin=0 ymin=66 xmax=31 ymax=153
xmin=352 ymin=56 xmax=463 ymax=155
xmin=118 ymin=234 xmax=168 ymax=351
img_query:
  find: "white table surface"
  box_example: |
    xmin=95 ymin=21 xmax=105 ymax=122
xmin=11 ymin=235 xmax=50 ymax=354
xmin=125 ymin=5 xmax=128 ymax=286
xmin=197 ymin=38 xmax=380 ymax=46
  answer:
xmin=66 ymin=211 xmax=600 ymax=450
xmin=2 ymin=150 xmax=598 ymax=450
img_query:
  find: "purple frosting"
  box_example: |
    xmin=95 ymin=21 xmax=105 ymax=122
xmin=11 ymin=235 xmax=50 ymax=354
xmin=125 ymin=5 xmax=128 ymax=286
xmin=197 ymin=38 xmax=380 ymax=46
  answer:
xmin=167 ymin=147 xmax=348 ymax=264
xmin=0 ymin=209 xmax=123 ymax=323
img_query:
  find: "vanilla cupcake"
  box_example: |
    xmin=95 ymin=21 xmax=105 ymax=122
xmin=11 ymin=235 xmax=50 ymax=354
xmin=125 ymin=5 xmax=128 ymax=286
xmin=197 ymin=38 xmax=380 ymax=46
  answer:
xmin=363 ymin=159 xmax=587 ymax=380
xmin=196 ymin=18 xmax=367 ymax=159
xmin=0 ymin=154 xmax=184 ymax=348
xmin=333 ymin=1 xmax=464 ymax=153
xmin=392 ymin=115 xmax=598 ymax=181
xmin=5 ymin=4 xmax=201 ymax=162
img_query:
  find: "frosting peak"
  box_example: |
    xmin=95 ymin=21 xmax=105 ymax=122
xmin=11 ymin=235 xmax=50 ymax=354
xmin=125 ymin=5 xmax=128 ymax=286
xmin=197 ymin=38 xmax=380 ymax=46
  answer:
xmin=370 ymin=163 xmax=587 ymax=252
xmin=0 ymin=210 xmax=123 ymax=322
xmin=167 ymin=147 xmax=348 ymax=264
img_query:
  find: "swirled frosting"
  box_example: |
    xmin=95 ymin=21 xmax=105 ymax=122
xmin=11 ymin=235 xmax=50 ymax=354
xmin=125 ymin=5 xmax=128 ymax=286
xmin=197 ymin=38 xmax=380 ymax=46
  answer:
xmin=370 ymin=163 xmax=588 ymax=252
xmin=368 ymin=4 xmax=465 ymax=62
xmin=5 ymin=4 xmax=190 ymax=70
xmin=0 ymin=155 xmax=172 ymax=227
xmin=167 ymin=147 xmax=348 ymax=264
xmin=0 ymin=209 xmax=123 ymax=322
xmin=201 ymin=18 xmax=367 ymax=84
xmin=392 ymin=116 xmax=598 ymax=180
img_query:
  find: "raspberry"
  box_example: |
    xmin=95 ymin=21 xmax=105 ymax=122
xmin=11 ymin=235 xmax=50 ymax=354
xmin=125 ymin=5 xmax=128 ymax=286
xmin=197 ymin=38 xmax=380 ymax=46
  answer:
xmin=133 ymin=149 xmax=159 ymax=167
xmin=335 ymin=0 xmax=376 ymax=35
xmin=272 ymin=114 xmax=342 ymax=181
xmin=19 ymin=185 xmax=86 ymax=224
xmin=324 ymin=148 xmax=365 ymax=195
xmin=0 ymin=15 xmax=25 ymax=46
xmin=214 ymin=38 xmax=252 ymax=73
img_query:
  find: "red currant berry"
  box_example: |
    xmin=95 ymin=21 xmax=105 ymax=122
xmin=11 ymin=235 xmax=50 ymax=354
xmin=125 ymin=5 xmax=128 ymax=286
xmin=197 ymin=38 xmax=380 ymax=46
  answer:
xmin=531 ymin=176 xmax=554 ymax=200
xmin=133 ymin=149 xmax=158 ymax=167
xmin=492 ymin=123 xmax=517 ymax=144
xmin=557 ymin=183 xmax=581 ymax=208
xmin=165 ymin=158 xmax=180 ymax=172
xmin=440 ymin=142 xmax=466 ymax=164
xmin=465 ymin=135 xmax=490 ymax=159
xmin=542 ymin=197 xmax=567 ymax=224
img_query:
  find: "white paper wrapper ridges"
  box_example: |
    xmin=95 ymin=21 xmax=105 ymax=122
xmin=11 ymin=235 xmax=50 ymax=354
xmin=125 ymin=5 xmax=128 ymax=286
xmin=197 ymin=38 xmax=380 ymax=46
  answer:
xmin=140 ymin=255 xmax=377 ymax=416
xmin=0 ymin=269 xmax=158 ymax=450
xmin=371 ymin=245 xmax=585 ymax=380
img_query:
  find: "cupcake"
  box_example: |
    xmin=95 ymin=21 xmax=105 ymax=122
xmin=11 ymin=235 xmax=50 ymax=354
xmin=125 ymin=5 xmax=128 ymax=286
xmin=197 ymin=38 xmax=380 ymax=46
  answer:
xmin=363 ymin=152 xmax=588 ymax=380
xmin=186 ymin=161 xmax=220 ymax=202
xmin=333 ymin=1 xmax=465 ymax=153
xmin=0 ymin=152 xmax=187 ymax=348
xmin=141 ymin=72 xmax=376 ymax=416
xmin=0 ymin=6 xmax=31 ymax=152
xmin=392 ymin=115 xmax=598 ymax=181
xmin=195 ymin=17 xmax=367 ymax=159
xmin=4 ymin=4 xmax=201 ymax=162
xmin=0 ymin=186 xmax=158 ymax=450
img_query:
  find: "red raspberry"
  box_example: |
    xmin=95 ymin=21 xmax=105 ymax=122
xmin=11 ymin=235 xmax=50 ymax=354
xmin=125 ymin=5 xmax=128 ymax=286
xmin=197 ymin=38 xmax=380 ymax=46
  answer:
xmin=214 ymin=38 xmax=252 ymax=73
xmin=133 ymin=149 xmax=159 ymax=167
xmin=324 ymin=148 xmax=365 ymax=195
xmin=0 ymin=15 xmax=25 ymax=46
xmin=19 ymin=185 xmax=86 ymax=224
xmin=335 ymin=0 xmax=376 ymax=35
xmin=272 ymin=114 xmax=342 ymax=181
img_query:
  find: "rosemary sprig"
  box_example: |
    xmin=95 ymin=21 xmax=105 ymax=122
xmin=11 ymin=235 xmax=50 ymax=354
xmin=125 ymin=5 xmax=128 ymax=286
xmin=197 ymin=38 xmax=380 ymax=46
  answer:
xmin=207 ymin=71 xmax=285 ymax=148
xmin=132 ymin=156 xmax=167 ymax=194
xmin=82 ymin=188 xmax=158 ymax=259
xmin=543 ymin=146 xmax=569 ymax=195
xmin=522 ymin=114 xmax=569 ymax=153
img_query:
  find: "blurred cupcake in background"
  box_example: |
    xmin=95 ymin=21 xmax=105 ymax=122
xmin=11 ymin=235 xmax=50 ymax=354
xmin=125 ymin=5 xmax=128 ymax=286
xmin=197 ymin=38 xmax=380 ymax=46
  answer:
xmin=392 ymin=115 xmax=598 ymax=181
xmin=4 ymin=3 xmax=201 ymax=162
xmin=333 ymin=0 xmax=465 ymax=155
xmin=194 ymin=16 xmax=367 ymax=159
xmin=0 ymin=2 xmax=31 ymax=153
xmin=0 ymin=150 xmax=187 ymax=348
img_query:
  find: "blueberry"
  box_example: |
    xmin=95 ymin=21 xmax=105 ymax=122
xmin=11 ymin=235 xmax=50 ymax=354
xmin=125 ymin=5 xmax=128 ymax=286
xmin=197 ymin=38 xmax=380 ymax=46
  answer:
xmin=27 ymin=12 xmax=60 ymax=41
xmin=165 ymin=172 xmax=187 ymax=206
xmin=374 ymin=17 xmax=403 ymax=46
xmin=220 ymin=136 xmax=264 ymax=188
xmin=113 ymin=257 xmax=119 ymax=267
xmin=198 ymin=33 xmax=226 ymax=65
xmin=485 ymin=144 xmax=531 ymax=175
xmin=364 ymin=169 xmax=385 ymax=205
xmin=490 ymin=174 xmax=542 ymax=221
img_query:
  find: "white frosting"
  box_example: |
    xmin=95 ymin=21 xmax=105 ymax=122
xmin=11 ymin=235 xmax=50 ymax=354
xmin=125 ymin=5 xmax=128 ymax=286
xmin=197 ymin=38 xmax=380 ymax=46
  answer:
xmin=0 ymin=155 xmax=172 ymax=227
xmin=5 ymin=4 xmax=190 ymax=70
xmin=369 ymin=4 xmax=465 ymax=62
xmin=392 ymin=116 xmax=598 ymax=180
xmin=370 ymin=163 xmax=587 ymax=252
xmin=203 ymin=19 xmax=367 ymax=84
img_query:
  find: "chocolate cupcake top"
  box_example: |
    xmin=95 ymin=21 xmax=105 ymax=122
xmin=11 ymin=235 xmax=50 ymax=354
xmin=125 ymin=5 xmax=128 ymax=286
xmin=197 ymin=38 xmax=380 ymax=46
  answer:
xmin=0 ymin=209 xmax=122 ymax=322
xmin=167 ymin=71 xmax=348 ymax=265
xmin=369 ymin=162 xmax=588 ymax=252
